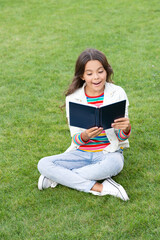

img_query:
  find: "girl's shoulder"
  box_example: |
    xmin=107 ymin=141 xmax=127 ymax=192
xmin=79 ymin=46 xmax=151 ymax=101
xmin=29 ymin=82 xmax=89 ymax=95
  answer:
xmin=104 ymin=83 xmax=129 ymax=106
xmin=105 ymin=82 xmax=126 ymax=94
xmin=66 ymin=85 xmax=85 ymax=101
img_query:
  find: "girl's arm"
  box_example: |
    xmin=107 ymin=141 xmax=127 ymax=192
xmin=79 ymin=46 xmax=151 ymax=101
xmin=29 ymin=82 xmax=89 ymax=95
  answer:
xmin=111 ymin=117 xmax=131 ymax=141
xmin=72 ymin=127 xmax=103 ymax=146
xmin=81 ymin=127 xmax=103 ymax=142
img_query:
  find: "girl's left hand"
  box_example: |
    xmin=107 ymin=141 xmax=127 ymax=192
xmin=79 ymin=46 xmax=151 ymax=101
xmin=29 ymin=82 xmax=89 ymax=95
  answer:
xmin=111 ymin=117 xmax=131 ymax=134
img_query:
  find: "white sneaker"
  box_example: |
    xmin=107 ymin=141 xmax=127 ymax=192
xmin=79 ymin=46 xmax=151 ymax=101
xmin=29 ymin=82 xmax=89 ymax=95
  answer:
xmin=38 ymin=175 xmax=58 ymax=190
xmin=101 ymin=178 xmax=129 ymax=201
xmin=89 ymin=190 xmax=101 ymax=196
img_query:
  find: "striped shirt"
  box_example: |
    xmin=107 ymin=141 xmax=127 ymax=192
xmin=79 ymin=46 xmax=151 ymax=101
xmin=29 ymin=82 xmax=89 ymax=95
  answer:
xmin=72 ymin=93 xmax=131 ymax=152
xmin=73 ymin=93 xmax=110 ymax=152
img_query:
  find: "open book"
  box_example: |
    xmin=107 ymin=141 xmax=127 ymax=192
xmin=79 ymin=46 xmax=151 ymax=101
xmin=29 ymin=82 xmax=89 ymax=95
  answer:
xmin=69 ymin=100 xmax=126 ymax=130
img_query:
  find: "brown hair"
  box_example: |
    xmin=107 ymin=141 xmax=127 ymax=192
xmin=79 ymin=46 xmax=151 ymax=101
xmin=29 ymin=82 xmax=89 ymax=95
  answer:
xmin=65 ymin=48 xmax=114 ymax=96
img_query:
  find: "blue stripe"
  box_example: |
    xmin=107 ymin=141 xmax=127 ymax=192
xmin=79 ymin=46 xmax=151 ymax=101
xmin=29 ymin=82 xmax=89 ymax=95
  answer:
xmin=87 ymin=97 xmax=104 ymax=102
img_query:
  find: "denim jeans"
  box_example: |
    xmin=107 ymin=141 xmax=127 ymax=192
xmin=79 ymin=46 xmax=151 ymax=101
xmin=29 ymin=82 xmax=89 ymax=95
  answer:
xmin=37 ymin=150 xmax=124 ymax=192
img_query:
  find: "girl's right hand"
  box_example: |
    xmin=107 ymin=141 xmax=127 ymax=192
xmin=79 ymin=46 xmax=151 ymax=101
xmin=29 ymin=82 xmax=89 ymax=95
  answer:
xmin=81 ymin=127 xmax=103 ymax=142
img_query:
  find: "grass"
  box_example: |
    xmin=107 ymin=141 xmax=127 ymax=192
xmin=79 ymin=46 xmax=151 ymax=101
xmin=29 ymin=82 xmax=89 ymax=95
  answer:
xmin=0 ymin=0 xmax=160 ymax=239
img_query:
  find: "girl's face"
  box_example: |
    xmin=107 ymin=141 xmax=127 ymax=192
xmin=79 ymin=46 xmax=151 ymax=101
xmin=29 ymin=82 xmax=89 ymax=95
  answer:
xmin=82 ymin=60 xmax=107 ymax=96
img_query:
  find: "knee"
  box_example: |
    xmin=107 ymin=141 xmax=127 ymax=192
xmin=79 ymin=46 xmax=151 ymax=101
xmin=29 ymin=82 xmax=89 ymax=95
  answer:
xmin=119 ymin=158 xmax=124 ymax=172
xmin=115 ymin=153 xmax=124 ymax=172
xmin=37 ymin=157 xmax=47 ymax=172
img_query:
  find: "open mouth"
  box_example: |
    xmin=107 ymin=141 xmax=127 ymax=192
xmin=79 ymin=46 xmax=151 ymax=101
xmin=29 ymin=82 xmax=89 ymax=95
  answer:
xmin=93 ymin=81 xmax=102 ymax=86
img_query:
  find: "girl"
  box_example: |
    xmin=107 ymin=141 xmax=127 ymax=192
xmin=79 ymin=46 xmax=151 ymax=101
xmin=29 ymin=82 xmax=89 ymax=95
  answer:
xmin=37 ymin=48 xmax=131 ymax=201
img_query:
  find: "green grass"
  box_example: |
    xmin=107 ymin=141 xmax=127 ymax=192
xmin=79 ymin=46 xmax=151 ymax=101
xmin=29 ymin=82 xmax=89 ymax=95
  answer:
xmin=0 ymin=0 xmax=160 ymax=239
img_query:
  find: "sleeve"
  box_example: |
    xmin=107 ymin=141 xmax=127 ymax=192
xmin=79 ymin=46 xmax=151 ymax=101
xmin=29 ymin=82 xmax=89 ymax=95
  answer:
xmin=66 ymin=96 xmax=86 ymax=137
xmin=116 ymin=126 xmax=131 ymax=141
xmin=119 ymin=86 xmax=129 ymax=118
xmin=72 ymin=133 xmax=89 ymax=146
xmin=115 ymin=86 xmax=131 ymax=141
xmin=65 ymin=96 xmax=70 ymax=121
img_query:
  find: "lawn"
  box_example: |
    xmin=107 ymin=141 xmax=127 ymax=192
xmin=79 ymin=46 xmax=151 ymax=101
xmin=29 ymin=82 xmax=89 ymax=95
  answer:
xmin=0 ymin=0 xmax=160 ymax=239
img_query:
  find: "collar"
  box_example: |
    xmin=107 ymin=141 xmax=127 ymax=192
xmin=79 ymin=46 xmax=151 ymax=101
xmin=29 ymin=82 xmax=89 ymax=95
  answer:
xmin=71 ymin=82 xmax=116 ymax=104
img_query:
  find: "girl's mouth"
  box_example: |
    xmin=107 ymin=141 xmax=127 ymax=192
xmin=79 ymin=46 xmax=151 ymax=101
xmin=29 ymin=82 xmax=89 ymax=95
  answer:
xmin=93 ymin=81 xmax=102 ymax=86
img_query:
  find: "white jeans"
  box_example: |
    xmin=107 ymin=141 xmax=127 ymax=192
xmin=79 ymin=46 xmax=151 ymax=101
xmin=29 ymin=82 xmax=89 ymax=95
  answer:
xmin=37 ymin=150 xmax=124 ymax=192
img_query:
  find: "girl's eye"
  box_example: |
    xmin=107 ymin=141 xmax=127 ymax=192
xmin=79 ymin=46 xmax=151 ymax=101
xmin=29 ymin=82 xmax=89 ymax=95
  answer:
xmin=87 ymin=73 xmax=92 ymax=76
xmin=98 ymin=71 xmax=103 ymax=74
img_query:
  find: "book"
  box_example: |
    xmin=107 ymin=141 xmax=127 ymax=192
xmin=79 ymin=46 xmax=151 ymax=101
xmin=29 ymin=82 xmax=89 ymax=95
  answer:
xmin=69 ymin=100 xmax=126 ymax=130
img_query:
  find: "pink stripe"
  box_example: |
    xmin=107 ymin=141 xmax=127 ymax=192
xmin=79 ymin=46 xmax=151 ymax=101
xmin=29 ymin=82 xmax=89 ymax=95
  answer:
xmin=74 ymin=134 xmax=83 ymax=145
xmin=119 ymin=130 xmax=129 ymax=139
xmin=79 ymin=143 xmax=110 ymax=151
xmin=119 ymin=132 xmax=126 ymax=139
xmin=94 ymin=103 xmax=103 ymax=107
xmin=75 ymin=135 xmax=81 ymax=144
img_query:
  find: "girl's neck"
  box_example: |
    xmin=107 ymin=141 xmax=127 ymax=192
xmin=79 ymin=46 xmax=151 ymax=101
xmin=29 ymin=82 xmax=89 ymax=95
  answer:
xmin=85 ymin=91 xmax=104 ymax=98
xmin=84 ymin=86 xmax=105 ymax=97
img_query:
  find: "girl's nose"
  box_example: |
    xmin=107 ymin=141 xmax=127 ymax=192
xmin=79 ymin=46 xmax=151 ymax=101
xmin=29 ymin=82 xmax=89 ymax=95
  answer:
xmin=94 ymin=73 xmax=98 ymax=79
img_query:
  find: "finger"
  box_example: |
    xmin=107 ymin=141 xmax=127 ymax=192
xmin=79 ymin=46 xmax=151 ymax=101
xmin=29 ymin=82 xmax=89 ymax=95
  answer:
xmin=89 ymin=128 xmax=103 ymax=138
xmin=112 ymin=122 xmax=129 ymax=127
xmin=112 ymin=119 xmax=130 ymax=128
xmin=114 ymin=117 xmax=129 ymax=123
xmin=87 ymin=127 xmax=103 ymax=133
xmin=90 ymin=129 xmax=103 ymax=137
xmin=94 ymin=127 xmax=103 ymax=133
xmin=87 ymin=126 xmax=99 ymax=132
xmin=112 ymin=124 xmax=129 ymax=129
xmin=112 ymin=123 xmax=130 ymax=131
xmin=93 ymin=129 xmax=103 ymax=136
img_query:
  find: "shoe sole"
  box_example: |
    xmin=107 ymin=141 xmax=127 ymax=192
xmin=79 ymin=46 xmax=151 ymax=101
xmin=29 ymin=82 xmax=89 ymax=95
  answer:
xmin=89 ymin=190 xmax=101 ymax=196
xmin=51 ymin=182 xmax=58 ymax=188
xmin=38 ymin=175 xmax=45 ymax=190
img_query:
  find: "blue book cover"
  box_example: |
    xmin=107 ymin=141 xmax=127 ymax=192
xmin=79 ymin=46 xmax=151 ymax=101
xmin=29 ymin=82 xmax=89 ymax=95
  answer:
xmin=69 ymin=100 xmax=126 ymax=130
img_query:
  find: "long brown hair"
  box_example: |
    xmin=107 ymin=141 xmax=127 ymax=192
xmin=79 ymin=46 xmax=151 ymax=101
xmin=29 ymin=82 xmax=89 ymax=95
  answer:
xmin=65 ymin=48 xmax=114 ymax=96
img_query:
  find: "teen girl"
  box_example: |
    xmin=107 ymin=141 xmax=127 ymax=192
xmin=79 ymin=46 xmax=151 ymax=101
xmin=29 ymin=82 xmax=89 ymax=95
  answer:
xmin=37 ymin=48 xmax=131 ymax=201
